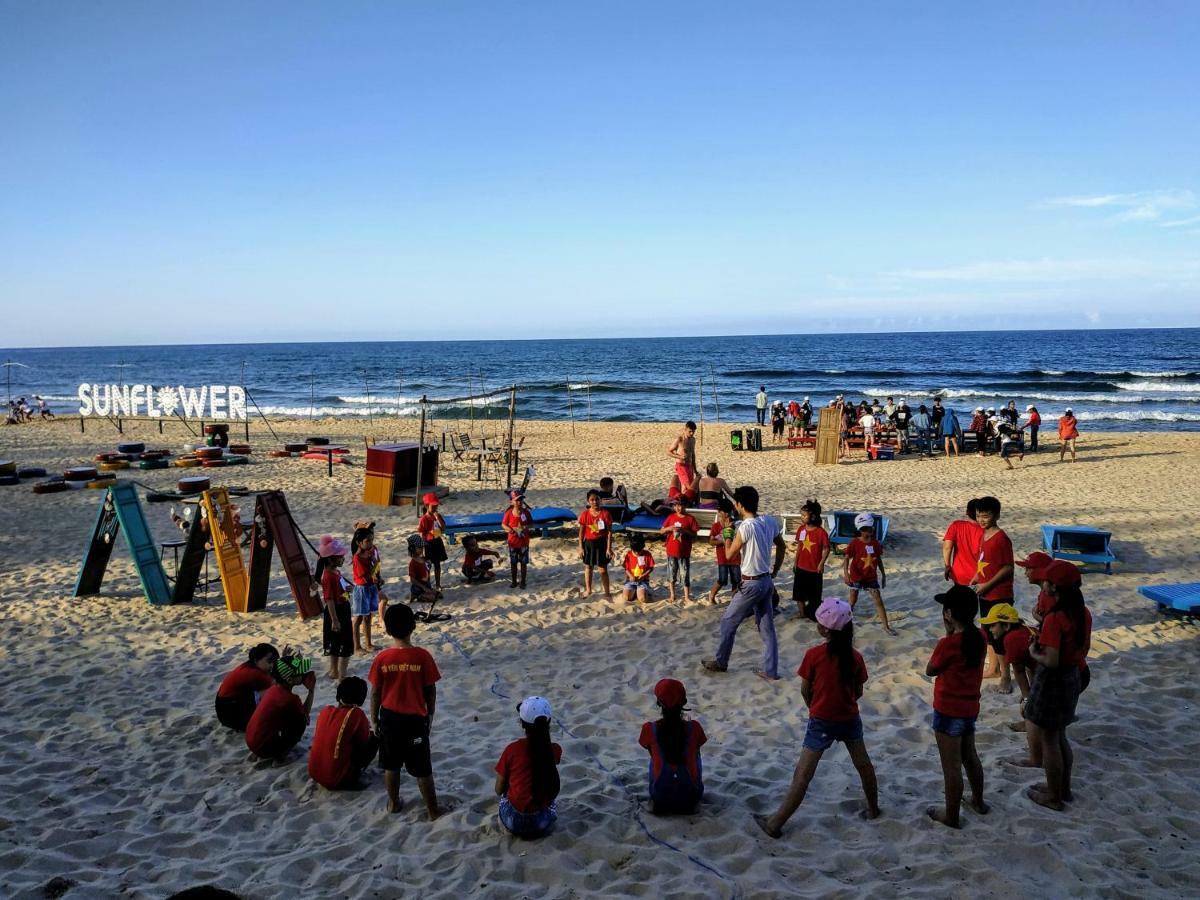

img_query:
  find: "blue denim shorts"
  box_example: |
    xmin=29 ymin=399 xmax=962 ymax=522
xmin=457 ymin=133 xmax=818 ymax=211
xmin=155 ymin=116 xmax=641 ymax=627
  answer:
xmin=716 ymin=564 xmax=741 ymax=587
xmin=508 ymin=546 xmax=530 ymax=565
xmin=803 ymin=715 xmax=864 ymax=752
xmin=624 ymin=579 xmax=651 ymax=594
xmin=351 ymin=584 xmax=379 ymax=616
xmin=499 ymin=796 xmax=557 ymax=837
xmin=848 ymin=579 xmax=880 ymax=592
xmin=931 ymin=711 xmax=977 ymax=737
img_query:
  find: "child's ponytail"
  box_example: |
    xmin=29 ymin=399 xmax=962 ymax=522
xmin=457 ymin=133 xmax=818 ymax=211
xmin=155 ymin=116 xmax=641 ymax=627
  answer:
xmin=522 ymin=718 xmax=560 ymax=808
xmin=657 ymin=704 xmax=687 ymax=767
xmin=826 ymin=622 xmax=857 ymax=691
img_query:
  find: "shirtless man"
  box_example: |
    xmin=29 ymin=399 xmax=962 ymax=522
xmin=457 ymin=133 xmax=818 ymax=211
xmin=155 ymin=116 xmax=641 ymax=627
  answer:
xmin=667 ymin=421 xmax=698 ymax=491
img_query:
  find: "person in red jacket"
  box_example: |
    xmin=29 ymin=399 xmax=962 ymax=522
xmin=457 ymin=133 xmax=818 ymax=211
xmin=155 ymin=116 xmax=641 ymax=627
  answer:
xmin=496 ymin=696 xmax=562 ymax=837
xmin=1022 ymin=405 xmax=1042 ymax=452
xmin=245 ymin=655 xmax=316 ymax=762
xmin=215 ymin=643 xmax=279 ymax=731
xmin=1058 ymin=408 xmax=1079 ymax=462
xmin=308 ymin=676 xmax=378 ymax=790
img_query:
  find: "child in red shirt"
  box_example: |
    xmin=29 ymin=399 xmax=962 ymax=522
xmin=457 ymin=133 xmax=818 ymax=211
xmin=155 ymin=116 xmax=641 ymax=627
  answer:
xmin=417 ymin=494 xmax=448 ymax=590
xmin=308 ymin=676 xmax=377 ymax=790
xmin=660 ymin=498 xmax=700 ymax=602
xmin=970 ymin=496 xmax=1014 ymax=684
xmin=842 ymin=514 xmax=895 ymax=635
xmin=578 ymin=490 xmax=613 ymax=599
xmin=501 ymin=491 xmax=532 ymax=588
xmin=350 ymin=526 xmax=387 ymax=653
xmin=941 ymin=499 xmax=982 ymax=587
xmin=638 ymin=678 xmax=707 ymax=814
xmin=707 ymin=506 xmax=742 ymax=604
xmin=317 ymin=535 xmax=353 ymax=682
xmin=461 ymin=534 xmax=499 ymax=583
xmin=791 ymin=499 xmax=830 ymax=619
xmin=926 ymin=586 xmax=988 ymax=829
xmin=407 ymin=535 xmax=440 ymax=606
xmin=369 ymin=604 xmax=442 ymax=817
xmin=621 ymin=533 xmax=655 ymax=603
xmin=496 ymin=696 xmax=562 ymax=836
xmin=757 ymin=598 xmax=879 ymax=838
xmin=245 ymin=655 xmax=316 ymax=762
xmin=215 ymin=643 xmax=278 ymax=731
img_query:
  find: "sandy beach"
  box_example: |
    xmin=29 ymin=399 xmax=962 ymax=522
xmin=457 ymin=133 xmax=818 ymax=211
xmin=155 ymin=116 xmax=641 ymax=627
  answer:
xmin=1 ymin=415 xmax=1198 ymax=899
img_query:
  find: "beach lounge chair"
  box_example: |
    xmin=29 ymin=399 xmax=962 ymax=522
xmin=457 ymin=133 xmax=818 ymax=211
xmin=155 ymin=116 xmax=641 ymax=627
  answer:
xmin=1040 ymin=525 xmax=1116 ymax=574
xmin=825 ymin=511 xmax=889 ymax=547
xmin=441 ymin=505 xmax=576 ymax=544
xmin=1138 ymin=583 xmax=1200 ymax=616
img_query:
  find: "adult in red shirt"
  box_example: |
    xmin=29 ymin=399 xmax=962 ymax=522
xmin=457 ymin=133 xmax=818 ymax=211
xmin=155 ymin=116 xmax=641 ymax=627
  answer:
xmin=578 ymin=490 xmax=614 ymax=599
xmin=1024 ymin=560 xmax=1091 ymax=812
xmin=941 ymin=499 xmax=982 ymax=587
xmin=660 ymin=498 xmax=700 ymax=602
xmin=501 ymin=491 xmax=533 ymax=588
xmin=308 ymin=676 xmax=378 ymax=790
xmin=369 ymin=603 xmax=442 ymax=818
xmin=1058 ymin=408 xmax=1079 ymax=462
xmin=245 ymin=655 xmax=316 ymax=761
xmin=1022 ymin=405 xmax=1042 ymax=452
xmin=215 ymin=643 xmax=279 ymax=731
xmin=791 ymin=500 xmax=831 ymax=620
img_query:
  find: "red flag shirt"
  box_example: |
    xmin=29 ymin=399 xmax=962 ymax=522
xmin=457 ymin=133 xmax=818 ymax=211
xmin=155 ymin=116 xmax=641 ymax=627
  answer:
xmin=793 ymin=525 xmax=830 ymax=573
xmin=368 ymin=646 xmax=440 ymax=716
xmin=307 ymin=705 xmax=371 ymax=789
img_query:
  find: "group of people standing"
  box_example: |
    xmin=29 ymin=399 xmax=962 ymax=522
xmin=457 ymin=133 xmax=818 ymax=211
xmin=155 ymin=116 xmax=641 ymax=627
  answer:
xmin=4 ymin=396 xmax=53 ymax=425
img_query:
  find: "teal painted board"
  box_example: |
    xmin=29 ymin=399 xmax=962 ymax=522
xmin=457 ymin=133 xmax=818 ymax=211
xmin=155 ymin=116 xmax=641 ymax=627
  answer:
xmin=110 ymin=483 xmax=174 ymax=605
xmin=74 ymin=488 xmax=121 ymax=596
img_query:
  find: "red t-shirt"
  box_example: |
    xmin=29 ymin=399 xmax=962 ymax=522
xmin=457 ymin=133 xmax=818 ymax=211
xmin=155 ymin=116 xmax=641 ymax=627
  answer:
xmin=418 ymin=512 xmax=444 ymax=542
xmin=638 ymin=719 xmax=707 ymax=785
xmin=502 ymin=508 xmax=532 ymax=549
xmin=217 ymin=661 xmax=274 ymax=700
xmin=1035 ymin=589 xmax=1055 ymax=618
xmin=408 ymin=557 xmax=430 ymax=585
xmin=976 ymin=530 xmax=1014 ymax=601
xmin=663 ymin=513 xmax=699 ymax=558
xmin=943 ymin=519 xmax=983 ymax=586
xmin=1039 ymin=607 xmax=1092 ymax=670
xmin=623 ymin=550 xmax=655 ymax=581
xmin=352 ymin=547 xmax=381 ymax=586
xmin=928 ymin=630 xmax=985 ymax=718
xmin=245 ymin=684 xmax=306 ymax=755
xmin=793 ymin=525 xmax=830 ymax=573
xmin=578 ymin=508 xmax=612 ymax=542
xmin=464 ymin=547 xmax=491 ymax=568
xmin=307 ymin=705 xmax=372 ymax=788
xmin=496 ymin=738 xmax=562 ymax=813
xmin=321 ymin=567 xmax=349 ymax=605
xmin=710 ymin=523 xmax=742 ymax=566
xmin=368 ymin=646 xmax=440 ymax=715
xmin=798 ymin=644 xmax=868 ymax=722
xmin=845 ymin=538 xmax=883 ymax=583
xmin=1003 ymin=625 xmax=1037 ymax=670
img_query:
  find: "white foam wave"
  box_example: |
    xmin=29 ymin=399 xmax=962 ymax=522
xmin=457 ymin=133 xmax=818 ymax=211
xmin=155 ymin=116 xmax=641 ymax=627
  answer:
xmin=1097 ymin=370 xmax=1191 ymax=378
xmin=1115 ymin=381 xmax=1200 ymax=394
xmin=568 ymin=383 xmax=594 ymax=390
xmin=337 ymin=392 xmax=509 ymax=407
xmin=337 ymin=394 xmax=424 ymax=405
xmin=936 ymin=389 xmax=1189 ymax=405
xmin=1074 ymin=410 xmax=1200 ymax=423
xmin=259 ymin=404 xmax=423 ymax=418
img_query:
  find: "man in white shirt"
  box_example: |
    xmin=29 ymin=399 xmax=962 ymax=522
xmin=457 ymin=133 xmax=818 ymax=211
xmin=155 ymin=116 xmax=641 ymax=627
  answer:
xmin=859 ymin=409 xmax=876 ymax=450
xmin=755 ymin=386 xmax=768 ymax=426
xmin=702 ymin=486 xmax=787 ymax=680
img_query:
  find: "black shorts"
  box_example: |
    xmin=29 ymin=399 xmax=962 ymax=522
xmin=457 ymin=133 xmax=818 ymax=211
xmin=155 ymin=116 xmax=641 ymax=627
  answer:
xmin=378 ymin=709 xmax=433 ymax=778
xmin=322 ymin=601 xmax=354 ymax=658
xmin=424 ymin=538 xmax=448 ymax=564
xmin=582 ymin=539 xmax=609 ymax=568
xmin=215 ymin=693 xmax=255 ymax=732
xmin=792 ymin=568 xmax=823 ymax=621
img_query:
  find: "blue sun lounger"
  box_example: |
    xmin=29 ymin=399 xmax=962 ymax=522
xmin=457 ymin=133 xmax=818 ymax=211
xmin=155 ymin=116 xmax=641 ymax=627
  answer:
xmin=442 ymin=506 xmax=577 ymax=544
xmin=826 ymin=512 xmax=889 ymax=547
xmin=1138 ymin=584 xmax=1200 ymax=616
xmin=1040 ymin=525 xmax=1116 ymax=574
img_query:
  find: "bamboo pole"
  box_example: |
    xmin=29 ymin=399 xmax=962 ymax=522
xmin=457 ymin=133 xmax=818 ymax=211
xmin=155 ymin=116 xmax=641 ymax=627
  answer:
xmin=363 ymin=371 xmax=374 ymax=428
xmin=414 ymin=396 xmax=428 ymax=508
xmin=698 ymin=378 xmax=705 ymax=446
xmin=566 ymin=381 xmax=575 ymax=437
xmin=709 ymin=363 xmax=720 ymax=424
xmin=506 ymin=385 xmax=516 ymax=491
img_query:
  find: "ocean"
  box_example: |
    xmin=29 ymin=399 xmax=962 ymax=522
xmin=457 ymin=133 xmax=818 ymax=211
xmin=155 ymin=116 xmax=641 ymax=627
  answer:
xmin=4 ymin=328 xmax=1199 ymax=431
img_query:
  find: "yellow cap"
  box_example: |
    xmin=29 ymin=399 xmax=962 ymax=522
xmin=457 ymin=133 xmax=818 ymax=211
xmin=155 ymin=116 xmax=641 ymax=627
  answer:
xmin=980 ymin=603 xmax=1021 ymax=626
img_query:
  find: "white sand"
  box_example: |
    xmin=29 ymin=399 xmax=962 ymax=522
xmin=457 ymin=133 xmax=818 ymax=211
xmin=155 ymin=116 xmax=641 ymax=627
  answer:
xmin=1 ymin=417 xmax=1198 ymax=898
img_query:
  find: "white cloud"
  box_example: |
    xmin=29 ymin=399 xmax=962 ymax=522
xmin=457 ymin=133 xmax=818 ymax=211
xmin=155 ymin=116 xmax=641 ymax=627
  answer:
xmin=1160 ymin=214 xmax=1200 ymax=229
xmin=1040 ymin=189 xmax=1196 ymax=223
xmin=885 ymin=257 xmax=1187 ymax=282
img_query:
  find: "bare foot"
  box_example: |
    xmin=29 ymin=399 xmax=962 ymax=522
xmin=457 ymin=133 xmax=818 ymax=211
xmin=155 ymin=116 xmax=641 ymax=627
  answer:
xmin=386 ymin=798 xmax=403 ymax=814
xmin=883 ymin=624 xmax=898 ymax=636
xmin=427 ymin=806 xmax=444 ymax=820
xmin=1025 ymin=785 xmax=1064 ymax=811
xmin=988 ymin=681 xmax=1014 ymax=695
xmin=926 ymin=806 xmax=960 ymax=829
xmin=753 ymin=814 xmax=782 ymax=839
xmin=1006 ymin=720 xmax=1027 ymax=733
xmin=861 ymin=807 xmax=881 ymax=820
xmin=966 ymin=798 xmax=990 ymax=815
xmin=363 ymin=642 xmax=377 ymax=652
xmin=1002 ymin=756 xmax=1041 ymax=768
xmin=1030 ymin=783 xmax=1074 ymax=802
xmin=701 ymin=659 xmax=727 ymax=673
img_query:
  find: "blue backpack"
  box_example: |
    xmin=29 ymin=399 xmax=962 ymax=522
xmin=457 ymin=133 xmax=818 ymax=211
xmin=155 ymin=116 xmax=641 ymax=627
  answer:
xmin=648 ymin=721 xmax=702 ymax=812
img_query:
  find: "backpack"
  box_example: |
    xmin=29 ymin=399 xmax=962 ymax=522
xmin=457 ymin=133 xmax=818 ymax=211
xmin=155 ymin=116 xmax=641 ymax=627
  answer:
xmin=648 ymin=721 xmax=701 ymax=812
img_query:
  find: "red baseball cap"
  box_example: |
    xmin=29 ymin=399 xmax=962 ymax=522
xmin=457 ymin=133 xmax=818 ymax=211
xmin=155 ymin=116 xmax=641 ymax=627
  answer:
xmin=1015 ymin=551 xmax=1053 ymax=569
xmin=422 ymin=492 xmax=439 ymax=506
xmin=1029 ymin=560 xmax=1082 ymax=588
xmin=654 ymin=678 xmax=687 ymax=708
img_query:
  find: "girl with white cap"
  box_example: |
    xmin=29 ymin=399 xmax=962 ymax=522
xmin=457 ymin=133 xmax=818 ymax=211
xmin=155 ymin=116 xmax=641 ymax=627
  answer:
xmin=496 ymin=696 xmax=562 ymax=837
xmin=756 ymin=597 xmax=880 ymax=838
xmin=842 ymin=514 xmax=895 ymax=635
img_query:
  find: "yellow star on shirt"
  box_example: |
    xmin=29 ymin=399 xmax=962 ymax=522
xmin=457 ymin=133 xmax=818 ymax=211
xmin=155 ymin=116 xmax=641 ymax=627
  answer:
xmin=976 ymin=559 xmax=989 ymax=578
xmin=859 ymin=554 xmax=877 ymax=572
xmin=801 ymin=535 xmax=814 ymax=553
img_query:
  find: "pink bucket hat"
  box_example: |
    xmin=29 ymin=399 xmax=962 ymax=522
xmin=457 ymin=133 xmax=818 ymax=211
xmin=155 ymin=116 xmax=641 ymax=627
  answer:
xmin=318 ymin=534 xmax=348 ymax=558
xmin=815 ymin=597 xmax=853 ymax=631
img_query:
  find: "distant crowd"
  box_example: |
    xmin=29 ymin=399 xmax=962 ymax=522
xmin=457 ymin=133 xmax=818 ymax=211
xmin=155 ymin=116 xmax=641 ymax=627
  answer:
xmin=4 ymin=396 xmax=53 ymax=425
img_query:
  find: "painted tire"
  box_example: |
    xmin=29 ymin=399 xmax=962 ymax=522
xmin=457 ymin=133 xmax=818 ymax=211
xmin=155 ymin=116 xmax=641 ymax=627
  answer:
xmin=202 ymin=459 xmax=228 ymax=468
xmin=175 ymin=458 xmax=203 ymax=468
xmin=228 ymin=444 xmax=252 ymax=455
xmin=139 ymin=458 xmax=169 ymax=470
xmin=94 ymin=453 xmax=119 ymax=462
xmin=116 ymin=442 xmax=145 ymax=454
xmin=269 ymin=449 xmax=294 ymax=458
xmin=0 ymin=474 xmax=19 ymax=486
xmin=139 ymin=449 xmax=170 ymax=460
xmin=64 ymin=466 xmax=99 ymax=481
xmin=195 ymin=448 xmax=224 ymax=460
xmin=145 ymin=492 xmax=175 ymax=503
xmin=224 ymin=455 xmax=248 ymax=465
xmin=17 ymin=467 xmax=47 ymax=478
xmin=283 ymin=443 xmax=308 ymax=453
xmin=302 ymin=452 xmax=351 ymax=464
xmin=178 ymin=476 xmax=211 ymax=494
xmin=99 ymin=460 xmax=130 ymax=471
xmin=0 ymin=460 xmax=15 ymax=476
xmin=306 ymin=437 xmax=330 ymax=446
xmin=33 ymin=480 xmax=69 ymax=494
xmin=204 ymin=423 xmax=230 ymax=435
xmin=86 ymin=478 xmax=115 ymax=489
xmin=183 ymin=443 xmax=197 ymax=453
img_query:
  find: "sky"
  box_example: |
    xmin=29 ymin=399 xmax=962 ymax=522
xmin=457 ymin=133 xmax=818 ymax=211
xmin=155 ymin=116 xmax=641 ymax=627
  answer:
xmin=1 ymin=1 xmax=1198 ymax=347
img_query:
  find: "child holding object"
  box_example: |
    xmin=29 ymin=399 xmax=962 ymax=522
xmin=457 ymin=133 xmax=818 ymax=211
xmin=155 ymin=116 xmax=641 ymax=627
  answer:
xmin=622 ymin=533 xmax=656 ymax=603
xmin=707 ymin=505 xmax=742 ymax=604
xmin=843 ymin=514 xmax=895 ymax=635
xmin=926 ymin=586 xmax=989 ymax=829
xmin=970 ymin=496 xmax=1014 ymax=686
xmin=417 ymin=493 xmax=448 ymax=590
xmin=308 ymin=676 xmax=378 ymax=790
xmin=215 ymin=643 xmax=279 ymax=731
xmin=639 ymin=679 xmax=707 ymax=814
xmin=461 ymin=535 xmax=499 ymax=583
xmin=496 ymin=696 xmax=562 ymax=837
xmin=660 ymin=498 xmax=700 ymax=602
xmin=578 ymin=490 xmax=614 ymax=599
xmin=245 ymin=655 xmax=316 ymax=763
xmin=756 ymin=598 xmax=879 ymax=838
xmin=350 ymin=527 xmax=384 ymax=653
xmin=501 ymin=491 xmax=532 ymax=588
xmin=316 ymin=535 xmax=353 ymax=682
xmin=791 ymin=499 xmax=830 ymax=620
xmin=407 ymin=535 xmax=440 ymax=605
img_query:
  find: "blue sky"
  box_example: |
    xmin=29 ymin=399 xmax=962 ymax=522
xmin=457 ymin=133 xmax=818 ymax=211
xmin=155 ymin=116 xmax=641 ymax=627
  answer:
xmin=1 ymin=1 xmax=1198 ymax=346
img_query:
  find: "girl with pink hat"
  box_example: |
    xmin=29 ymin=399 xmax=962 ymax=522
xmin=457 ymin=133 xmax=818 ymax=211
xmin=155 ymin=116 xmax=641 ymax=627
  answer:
xmin=756 ymin=598 xmax=880 ymax=838
xmin=316 ymin=534 xmax=353 ymax=681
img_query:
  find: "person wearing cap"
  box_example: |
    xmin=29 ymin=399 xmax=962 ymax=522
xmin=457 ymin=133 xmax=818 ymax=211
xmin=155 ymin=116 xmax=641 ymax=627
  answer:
xmin=770 ymin=400 xmax=787 ymax=443
xmin=502 ymin=490 xmax=533 ymax=588
xmin=1022 ymin=560 xmax=1091 ymax=811
xmin=893 ymin=399 xmax=912 ymax=452
xmin=756 ymin=597 xmax=880 ymax=839
xmin=317 ymin=534 xmax=353 ymax=682
xmin=786 ymin=398 xmax=802 ymax=439
xmin=857 ymin=406 xmax=876 ymax=455
xmin=496 ymin=696 xmax=561 ymax=836
xmin=417 ymin=494 xmax=448 ymax=591
xmin=968 ymin=407 xmax=988 ymax=456
xmin=369 ymin=604 xmax=442 ymax=817
xmin=661 ymin=498 xmax=700 ymax=602
xmin=970 ymin=497 xmax=1015 ymax=685
xmin=799 ymin=396 xmax=813 ymax=433
xmin=1021 ymin=405 xmax=1041 ymax=452
xmin=245 ymin=654 xmax=316 ymax=762
xmin=638 ymin=679 xmax=707 ymax=814
xmin=981 ymin=603 xmax=1036 ymax=703
xmin=215 ymin=643 xmax=279 ymax=731
xmin=407 ymin=534 xmax=440 ymax=606
xmin=350 ymin=526 xmax=386 ymax=653
xmin=579 ymin=489 xmax=614 ymax=599
xmin=702 ymin=485 xmax=787 ymax=680
xmin=997 ymin=415 xmax=1024 ymax=470
xmin=1014 ymin=551 xmax=1055 ymax=620
xmin=308 ymin=676 xmax=378 ymax=790
xmin=926 ymin=586 xmax=988 ymax=829
xmin=755 ymin=386 xmax=768 ymax=426
xmin=791 ymin=499 xmax=830 ymax=620
xmin=842 ymin=514 xmax=895 ymax=636
xmin=1058 ymin=408 xmax=1079 ymax=462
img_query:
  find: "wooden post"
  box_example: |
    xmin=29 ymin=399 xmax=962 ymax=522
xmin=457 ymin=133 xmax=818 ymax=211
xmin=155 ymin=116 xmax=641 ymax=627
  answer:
xmin=709 ymin=364 xmax=720 ymax=424
xmin=505 ymin=385 xmax=516 ymax=490
xmin=698 ymin=378 xmax=705 ymax=446
xmin=566 ymin=381 xmax=575 ymax=437
xmin=241 ymin=361 xmax=250 ymax=442
xmin=363 ymin=371 xmax=374 ymax=428
xmin=80 ymin=416 xmax=85 ymax=434
xmin=413 ymin=396 xmax=428 ymax=508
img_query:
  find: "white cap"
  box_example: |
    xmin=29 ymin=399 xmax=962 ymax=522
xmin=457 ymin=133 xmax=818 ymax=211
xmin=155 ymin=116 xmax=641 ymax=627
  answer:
xmin=975 ymin=406 xmax=983 ymax=412
xmin=899 ymin=398 xmax=907 ymax=405
xmin=518 ymin=696 xmax=552 ymax=723
xmin=854 ymin=513 xmax=875 ymax=530
xmin=803 ymin=396 xmax=809 ymax=401
xmin=1026 ymin=405 xmax=1034 ymax=411
xmin=1065 ymin=407 xmax=1072 ymax=414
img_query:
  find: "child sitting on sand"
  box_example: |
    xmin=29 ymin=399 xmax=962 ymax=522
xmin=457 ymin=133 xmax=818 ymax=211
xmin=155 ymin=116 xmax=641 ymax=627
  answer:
xmin=215 ymin=643 xmax=279 ymax=731
xmin=461 ymin=535 xmax=499 ymax=583
xmin=843 ymin=514 xmax=895 ymax=635
xmin=495 ymin=696 xmax=562 ymax=837
xmin=308 ymin=676 xmax=378 ymax=790
xmin=245 ymin=655 xmax=316 ymax=763
xmin=639 ymin=679 xmax=707 ymax=814
xmin=369 ymin=604 xmax=442 ymax=817
xmin=926 ymin=586 xmax=988 ymax=828
xmin=417 ymin=493 xmax=448 ymax=590
xmin=407 ymin=535 xmax=441 ymax=605
xmin=622 ymin=533 xmax=656 ymax=603
xmin=791 ymin=499 xmax=830 ymax=620
xmin=707 ymin=505 xmax=741 ymax=604
xmin=756 ymin=598 xmax=879 ymax=837
xmin=316 ymin=535 xmax=353 ymax=682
